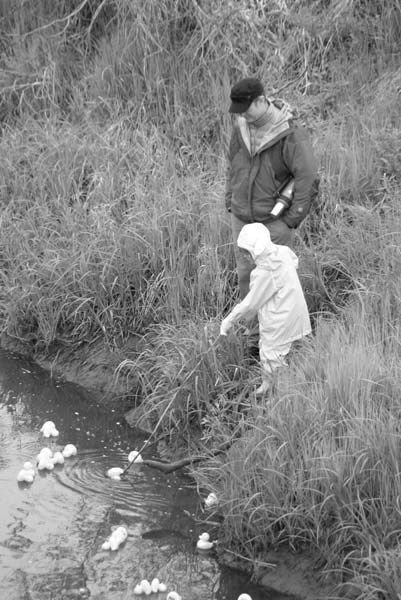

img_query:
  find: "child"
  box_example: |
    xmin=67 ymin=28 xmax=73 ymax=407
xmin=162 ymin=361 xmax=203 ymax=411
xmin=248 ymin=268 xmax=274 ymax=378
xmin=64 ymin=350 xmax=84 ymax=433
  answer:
xmin=220 ymin=223 xmax=311 ymax=394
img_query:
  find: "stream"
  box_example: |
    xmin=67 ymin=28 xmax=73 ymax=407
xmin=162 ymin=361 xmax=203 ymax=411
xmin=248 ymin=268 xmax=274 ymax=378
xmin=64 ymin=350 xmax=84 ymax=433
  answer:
xmin=0 ymin=348 xmax=295 ymax=600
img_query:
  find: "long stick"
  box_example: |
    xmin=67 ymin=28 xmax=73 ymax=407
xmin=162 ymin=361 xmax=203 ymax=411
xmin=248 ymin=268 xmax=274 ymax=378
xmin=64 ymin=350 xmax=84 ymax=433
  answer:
xmin=136 ymin=439 xmax=234 ymax=474
xmin=121 ymin=334 xmax=224 ymax=476
xmin=120 ymin=393 xmax=177 ymax=476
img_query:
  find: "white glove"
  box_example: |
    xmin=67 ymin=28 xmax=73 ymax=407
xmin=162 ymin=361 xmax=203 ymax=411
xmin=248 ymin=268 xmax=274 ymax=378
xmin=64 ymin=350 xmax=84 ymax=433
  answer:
xmin=220 ymin=317 xmax=232 ymax=336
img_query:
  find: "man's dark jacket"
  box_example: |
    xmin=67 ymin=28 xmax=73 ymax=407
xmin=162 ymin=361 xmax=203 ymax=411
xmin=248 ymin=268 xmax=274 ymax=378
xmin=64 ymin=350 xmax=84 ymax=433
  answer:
xmin=225 ymin=115 xmax=319 ymax=229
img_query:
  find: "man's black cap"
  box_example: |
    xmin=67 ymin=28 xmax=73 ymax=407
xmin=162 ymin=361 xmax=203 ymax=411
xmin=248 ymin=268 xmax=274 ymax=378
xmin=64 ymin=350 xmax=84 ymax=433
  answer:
xmin=229 ymin=77 xmax=264 ymax=114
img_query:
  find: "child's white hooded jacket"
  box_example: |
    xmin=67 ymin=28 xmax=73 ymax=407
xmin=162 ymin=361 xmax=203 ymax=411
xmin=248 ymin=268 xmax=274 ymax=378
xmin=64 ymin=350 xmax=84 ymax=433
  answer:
xmin=221 ymin=223 xmax=311 ymax=348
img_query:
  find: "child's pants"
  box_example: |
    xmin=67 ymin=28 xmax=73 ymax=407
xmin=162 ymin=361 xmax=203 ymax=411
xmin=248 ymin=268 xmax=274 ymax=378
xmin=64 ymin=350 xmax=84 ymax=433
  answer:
xmin=260 ymin=342 xmax=292 ymax=380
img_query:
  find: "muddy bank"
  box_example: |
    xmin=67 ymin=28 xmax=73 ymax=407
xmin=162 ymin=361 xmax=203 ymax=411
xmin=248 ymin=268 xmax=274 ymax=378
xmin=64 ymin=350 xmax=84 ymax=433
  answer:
xmin=0 ymin=332 xmax=338 ymax=599
xmin=219 ymin=549 xmax=336 ymax=600
xmin=0 ymin=332 xmax=141 ymax=411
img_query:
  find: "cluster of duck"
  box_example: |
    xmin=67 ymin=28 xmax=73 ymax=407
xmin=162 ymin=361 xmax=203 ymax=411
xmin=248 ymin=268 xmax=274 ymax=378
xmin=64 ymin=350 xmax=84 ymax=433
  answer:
xmin=100 ymin=528 xmax=179 ymax=598
xmin=106 ymin=450 xmax=144 ymax=480
xmin=17 ymin=426 xmax=252 ymax=600
xmin=16 ymin=421 xmax=77 ymax=483
xmin=132 ymin=578 xmax=168 ymax=595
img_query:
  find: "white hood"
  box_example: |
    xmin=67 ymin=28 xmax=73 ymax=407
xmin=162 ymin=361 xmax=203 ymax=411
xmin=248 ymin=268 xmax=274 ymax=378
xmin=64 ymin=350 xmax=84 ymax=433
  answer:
xmin=237 ymin=223 xmax=298 ymax=269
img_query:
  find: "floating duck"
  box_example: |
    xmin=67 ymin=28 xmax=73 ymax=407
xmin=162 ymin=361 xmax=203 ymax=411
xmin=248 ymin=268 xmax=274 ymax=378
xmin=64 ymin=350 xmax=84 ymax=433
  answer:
xmin=37 ymin=457 xmax=54 ymax=471
xmin=151 ymin=578 xmax=161 ymax=593
xmin=40 ymin=421 xmax=59 ymax=438
xmin=204 ymin=492 xmax=219 ymax=508
xmin=40 ymin=420 xmax=55 ymax=429
xmin=22 ymin=461 xmax=36 ymax=479
xmin=62 ymin=444 xmax=77 ymax=458
xmin=36 ymin=447 xmax=53 ymax=463
xmin=196 ymin=531 xmax=215 ymax=550
xmin=17 ymin=470 xmax=34 ymax=483
xmin=140 ymin=580 xmax=152 ymax=595
xmin=17 ymin=464 xmax=35 ymax=483
xmin=166 ymin=592 xmax=182 ymax=600
xmin=110 ymin=526 xmax=128 ymax=550
xmin=238 ymin=595 xmax=253 ymax=600
xmin=107 ymin=467 xmax=124 ymax=480
xmin=52 ymin=451 xmax=65 ymax=465
xmin=128 ymin=450 xmax=144 ymax=464
xmin=102 ymin=526 xmax=128 ymax=551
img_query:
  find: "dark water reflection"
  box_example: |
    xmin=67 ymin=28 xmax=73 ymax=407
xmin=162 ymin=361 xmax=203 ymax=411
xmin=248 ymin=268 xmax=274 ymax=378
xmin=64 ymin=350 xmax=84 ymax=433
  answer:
xmin=0 ymin=349 xmax=292 ymax=600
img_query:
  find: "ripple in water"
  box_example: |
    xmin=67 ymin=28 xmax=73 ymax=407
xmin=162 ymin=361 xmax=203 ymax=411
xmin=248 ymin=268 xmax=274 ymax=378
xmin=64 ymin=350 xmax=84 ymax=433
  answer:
xmin=0 ymin=349 xmax=284 ymax=600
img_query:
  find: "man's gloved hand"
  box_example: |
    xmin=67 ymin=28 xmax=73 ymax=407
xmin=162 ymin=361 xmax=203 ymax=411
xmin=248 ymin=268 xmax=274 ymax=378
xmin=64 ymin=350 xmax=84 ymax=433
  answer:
xmin=220 ymin=317 xmax=232 ymax=336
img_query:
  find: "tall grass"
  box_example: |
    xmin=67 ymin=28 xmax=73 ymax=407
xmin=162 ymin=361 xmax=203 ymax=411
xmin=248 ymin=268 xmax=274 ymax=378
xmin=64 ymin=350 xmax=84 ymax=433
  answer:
xmin=194 ymin=308 xmax=401 ymax=594
xmin=120 ymin=320 xmax=253 ymax=438
xmin=0 ymin=116 xmax=234 ymax=349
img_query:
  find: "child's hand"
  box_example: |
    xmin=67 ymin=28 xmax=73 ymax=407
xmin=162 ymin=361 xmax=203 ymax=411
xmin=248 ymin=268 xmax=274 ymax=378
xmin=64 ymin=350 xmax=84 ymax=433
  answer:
xmin=220 ymin=317 xmax=232 ymax=336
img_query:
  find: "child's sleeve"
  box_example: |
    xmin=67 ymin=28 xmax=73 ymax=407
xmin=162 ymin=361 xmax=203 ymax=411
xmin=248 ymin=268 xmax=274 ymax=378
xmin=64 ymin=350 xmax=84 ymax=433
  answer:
xmin=224 ymin=269 xmax=277 ymax=326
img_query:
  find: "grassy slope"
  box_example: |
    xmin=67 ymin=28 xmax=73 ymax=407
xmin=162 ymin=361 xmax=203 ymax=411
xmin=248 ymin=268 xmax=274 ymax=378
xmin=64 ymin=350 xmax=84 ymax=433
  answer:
xmin=1 ymin=0 xmax=401 ymax=596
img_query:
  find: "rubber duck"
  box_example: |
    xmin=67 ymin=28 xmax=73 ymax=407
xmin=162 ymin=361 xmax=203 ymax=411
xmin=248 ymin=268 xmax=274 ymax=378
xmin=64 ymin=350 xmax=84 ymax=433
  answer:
xmin=102 ymin=526 xmax=128 ymax=551
xmin=18 ymin=461 xmax=36 ymax=481
xmin=133 ymin=582 xmax=143 ymax=594
xmin=238 ymin=595 xmax=253 ymax=600
xmin=196 ymin=532 xmax=215 ymax=550
xmin=166 ymin=592 xmax=182 ymax=600
xmin=23 ymin=461 xmax=35 ymax=474
xmin=62 ymin=444 xmax=77 ymax=458
xmin=36 ymin=447 xmax=53 ymax=463
xmin=17 ymin=466 xmax=35 ymax=483
xmin=111 ymin=526 xmax=128 ymax=550
xmin=150 ymin=578 xmax=160 ymax=593
xmin=138 ymin=579 xmax=151 ymax=595
xmin=37 ymin=457 xmax=54 ymax=471
xmin=128 ymin=450 xmax=144 ymax=464
xmin=107 ymin=467 xmax=124 ymax=480
xmin=17 ymin=470 xmax=34 ymax=483
xmin=204 ymin=492 xmax=219 ymax=508
xmin=52 ymin=451 xmax=65 ymax=465
xmin=40 ymin=421 xmax=59 ymax=437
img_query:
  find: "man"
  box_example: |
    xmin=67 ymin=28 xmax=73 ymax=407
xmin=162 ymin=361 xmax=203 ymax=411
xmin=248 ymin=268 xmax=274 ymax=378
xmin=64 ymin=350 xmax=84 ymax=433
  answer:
xmin=225 ymin=76 xmax=319 ymax=300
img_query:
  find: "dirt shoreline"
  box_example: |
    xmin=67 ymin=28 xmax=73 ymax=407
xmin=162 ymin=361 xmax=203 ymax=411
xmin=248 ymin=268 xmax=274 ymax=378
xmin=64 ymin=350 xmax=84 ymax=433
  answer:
xmin=0 ymin=332 xmax=140 ymax=407
xmin=0 ymin=332 xmax=337 ymax=599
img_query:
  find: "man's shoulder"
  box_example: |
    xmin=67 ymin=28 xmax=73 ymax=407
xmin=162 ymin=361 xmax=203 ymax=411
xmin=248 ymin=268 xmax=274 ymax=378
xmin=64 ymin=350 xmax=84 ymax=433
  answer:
xmin=283 ymin=122 xmax=312 ymax=144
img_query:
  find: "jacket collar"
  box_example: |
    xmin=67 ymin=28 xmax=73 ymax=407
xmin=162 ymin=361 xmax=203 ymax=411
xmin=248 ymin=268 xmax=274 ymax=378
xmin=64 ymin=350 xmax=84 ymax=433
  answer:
xmin=237 ymin=101 xmax=292 ymax=154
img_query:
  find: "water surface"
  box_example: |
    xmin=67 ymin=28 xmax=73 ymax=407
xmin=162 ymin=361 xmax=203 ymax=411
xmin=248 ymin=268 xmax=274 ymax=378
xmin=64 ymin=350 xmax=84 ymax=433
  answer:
xmin=0 ymin=348 xmax=294 ymax=600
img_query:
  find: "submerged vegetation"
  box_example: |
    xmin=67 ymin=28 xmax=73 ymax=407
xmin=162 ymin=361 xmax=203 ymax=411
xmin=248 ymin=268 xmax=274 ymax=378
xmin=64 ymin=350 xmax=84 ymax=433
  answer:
xmin=1 ymin=0 xmax=401 ymax=596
